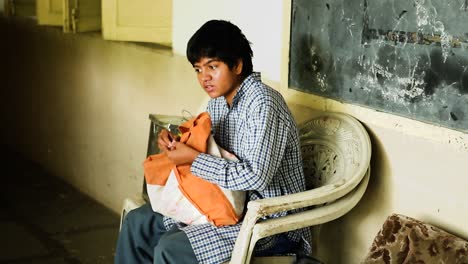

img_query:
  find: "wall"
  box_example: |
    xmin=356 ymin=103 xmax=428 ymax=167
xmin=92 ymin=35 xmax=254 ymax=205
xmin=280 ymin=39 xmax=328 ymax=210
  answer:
xmin=1 ymin=1 xmax=468 ymax=263
xmin=172 ymin=0 xmax=284 ymax=82
xmin=281 ymin=1 xmax=468 ymax=262
xmin=0 ymin=17 xmax=208 ymax=214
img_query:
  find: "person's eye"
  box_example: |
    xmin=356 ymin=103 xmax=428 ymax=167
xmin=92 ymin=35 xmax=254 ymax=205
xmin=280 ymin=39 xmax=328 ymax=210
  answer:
xmin=209 ymin=65 xmax=217 ymax=70
xmin=194 ymin=68 xmax=201 ymax=73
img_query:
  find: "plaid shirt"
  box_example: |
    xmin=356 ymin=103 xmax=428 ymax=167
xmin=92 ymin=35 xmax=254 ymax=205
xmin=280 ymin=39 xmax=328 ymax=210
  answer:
xmin=164 ymin=72 xmax=311 ymax=263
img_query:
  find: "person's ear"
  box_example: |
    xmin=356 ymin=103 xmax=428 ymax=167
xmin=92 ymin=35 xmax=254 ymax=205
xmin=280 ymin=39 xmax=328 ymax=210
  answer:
xmin=234 ymin=59 xmax=243 ymax=75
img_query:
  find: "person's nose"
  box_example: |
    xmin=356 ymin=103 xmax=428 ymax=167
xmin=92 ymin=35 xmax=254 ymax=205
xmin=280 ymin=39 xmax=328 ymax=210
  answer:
xmin=201 ymin=71 xmax=211 ymax=82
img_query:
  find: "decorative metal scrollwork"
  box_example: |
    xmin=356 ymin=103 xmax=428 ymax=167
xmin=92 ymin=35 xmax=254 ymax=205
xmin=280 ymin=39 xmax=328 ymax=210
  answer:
xmin=299 ymin=114 xmax=362 ymax=189
xmin=301 ymin=142 xmax=342 ymax=189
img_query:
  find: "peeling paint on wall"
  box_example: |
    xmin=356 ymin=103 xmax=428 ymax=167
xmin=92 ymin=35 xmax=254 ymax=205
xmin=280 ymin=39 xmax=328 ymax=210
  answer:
xmin=290 ymin=0 xmax=468 ymax=132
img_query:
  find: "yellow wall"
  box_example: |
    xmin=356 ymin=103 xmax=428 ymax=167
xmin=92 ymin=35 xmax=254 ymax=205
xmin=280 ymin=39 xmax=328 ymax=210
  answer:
xmin=1 ymin=2 xmax=468 ymax=262
xmin=0 ymin=17 xmax=208 ymax=216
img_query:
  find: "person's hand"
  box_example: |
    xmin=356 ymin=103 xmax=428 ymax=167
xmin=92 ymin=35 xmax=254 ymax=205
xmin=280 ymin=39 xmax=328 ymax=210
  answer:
xmin=166 ymin=141 xmax=200 ymax=166
xmin=157 ymin=129 xmax=178 ymax=153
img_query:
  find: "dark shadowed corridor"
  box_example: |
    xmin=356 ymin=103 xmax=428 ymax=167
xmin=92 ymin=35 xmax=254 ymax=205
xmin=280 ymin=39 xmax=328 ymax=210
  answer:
xmin=0 ymin=147 xmax=120 ymax=264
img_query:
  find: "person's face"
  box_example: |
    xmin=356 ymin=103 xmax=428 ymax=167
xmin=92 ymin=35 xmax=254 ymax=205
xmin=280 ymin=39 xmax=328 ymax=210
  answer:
xmin=193 ymin=57 xmax=243 ymax=106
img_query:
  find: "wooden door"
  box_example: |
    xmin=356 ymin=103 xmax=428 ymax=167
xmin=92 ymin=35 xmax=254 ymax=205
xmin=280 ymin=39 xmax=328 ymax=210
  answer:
xmin=102 ymin=0 xmax=172 ymax=46
xmin=4 ymin=0 xmax=36 ymax=17
xmin=37 ymin=0 xmax=63 ymax=26
xmin=63 ymin=0 xmax=101 ymax=33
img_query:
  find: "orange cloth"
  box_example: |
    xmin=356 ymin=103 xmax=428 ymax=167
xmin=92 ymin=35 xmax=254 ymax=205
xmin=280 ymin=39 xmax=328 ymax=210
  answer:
xmin=143 ymin=112 xmax=240 ymax=226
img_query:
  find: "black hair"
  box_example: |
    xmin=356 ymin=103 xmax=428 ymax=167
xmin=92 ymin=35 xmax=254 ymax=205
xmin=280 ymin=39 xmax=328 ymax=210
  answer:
xmin=186 ymin=20 xmax=253 ymax=78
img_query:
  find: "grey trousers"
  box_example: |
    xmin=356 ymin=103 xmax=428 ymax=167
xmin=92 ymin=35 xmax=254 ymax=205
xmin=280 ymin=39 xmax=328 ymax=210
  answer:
xmin=115 ymin=204 xmax=198 ymax=264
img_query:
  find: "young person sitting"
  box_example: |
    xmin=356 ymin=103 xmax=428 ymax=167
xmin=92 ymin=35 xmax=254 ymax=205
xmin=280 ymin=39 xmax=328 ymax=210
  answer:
xmin=115 ymin=19 xmax=311 ymax=264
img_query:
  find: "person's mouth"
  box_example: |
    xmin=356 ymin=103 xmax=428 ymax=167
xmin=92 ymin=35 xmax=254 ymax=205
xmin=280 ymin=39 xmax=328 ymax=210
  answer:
xmin=204 ymin=85 xmax=215 ymax=93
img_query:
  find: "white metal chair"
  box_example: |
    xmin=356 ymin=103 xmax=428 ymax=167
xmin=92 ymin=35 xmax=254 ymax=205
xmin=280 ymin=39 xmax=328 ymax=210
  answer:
xmin=120 ymin=111 xmax=372 ymax=264
xmin=229 ymin=112 xmax=372 ymax=263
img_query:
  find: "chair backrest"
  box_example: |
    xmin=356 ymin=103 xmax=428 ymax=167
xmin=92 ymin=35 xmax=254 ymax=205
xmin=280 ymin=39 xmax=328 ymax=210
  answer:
xmin=298 ymin=112 xmax=371 ymax=198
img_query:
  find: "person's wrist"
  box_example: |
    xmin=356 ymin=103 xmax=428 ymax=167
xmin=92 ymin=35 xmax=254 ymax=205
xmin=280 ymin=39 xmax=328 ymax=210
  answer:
xmin=192 ymin=150 xmax=201 ymax=162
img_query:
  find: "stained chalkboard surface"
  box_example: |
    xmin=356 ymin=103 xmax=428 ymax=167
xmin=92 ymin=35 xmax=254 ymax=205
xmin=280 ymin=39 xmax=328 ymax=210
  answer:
xmin=289 ymin=0 xmax=468 ymax=132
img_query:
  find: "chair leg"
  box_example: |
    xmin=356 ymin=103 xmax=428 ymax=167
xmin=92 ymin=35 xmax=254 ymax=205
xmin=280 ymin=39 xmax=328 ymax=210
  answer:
xmin=245 ymin=232 xmax=261 ymax=264
xmin=230 ymin=210 xmax=261 ymax=264
xmin=119 ymin=197 xmax=146 ymax=230
xmin=310 ymin=225 xmax=322 ymax=255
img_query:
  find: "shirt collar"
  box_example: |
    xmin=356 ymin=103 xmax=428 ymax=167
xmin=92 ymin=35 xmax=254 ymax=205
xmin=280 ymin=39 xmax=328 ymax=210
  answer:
xmin=231 ymin=72 xmax=261 ymax=106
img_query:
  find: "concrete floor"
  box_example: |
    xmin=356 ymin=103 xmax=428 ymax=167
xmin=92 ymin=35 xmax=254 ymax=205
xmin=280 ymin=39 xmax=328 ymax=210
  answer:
xmin=0 ymin=148 xmax=120 ymax=264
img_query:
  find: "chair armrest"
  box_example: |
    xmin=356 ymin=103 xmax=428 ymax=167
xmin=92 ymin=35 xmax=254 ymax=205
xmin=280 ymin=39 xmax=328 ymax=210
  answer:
xmin=246 ymin=171 xmax=365 ymax=217
xmin=252 ymin=170 xmax=369 ymax=237
xmin=231 ymin=168 xmax=370 ymax=264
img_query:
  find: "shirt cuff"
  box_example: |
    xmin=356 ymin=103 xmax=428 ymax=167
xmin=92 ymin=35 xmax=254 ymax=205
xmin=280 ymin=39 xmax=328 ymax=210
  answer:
xmin=190 ymin=153 xmax=217 ymax=181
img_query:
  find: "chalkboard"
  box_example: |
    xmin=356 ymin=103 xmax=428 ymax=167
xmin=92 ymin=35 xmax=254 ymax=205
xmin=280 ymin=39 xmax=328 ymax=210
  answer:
xmin=289 ymin=0 xmax=468 ymax=132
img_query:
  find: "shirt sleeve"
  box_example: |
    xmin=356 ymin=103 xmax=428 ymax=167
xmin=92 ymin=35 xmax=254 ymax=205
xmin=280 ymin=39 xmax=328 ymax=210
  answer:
xmin=190 ymin=103 xmax=290 ymax=191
